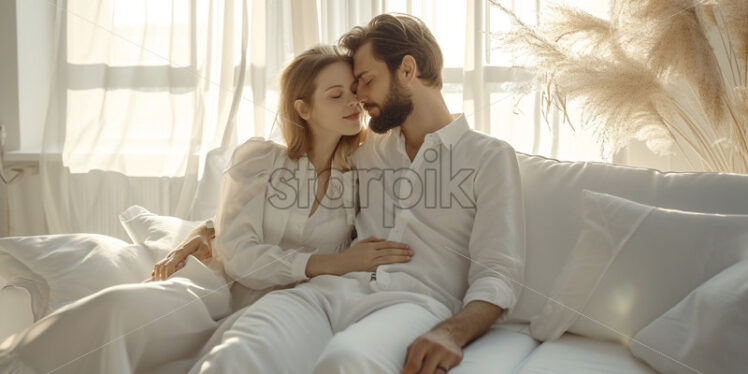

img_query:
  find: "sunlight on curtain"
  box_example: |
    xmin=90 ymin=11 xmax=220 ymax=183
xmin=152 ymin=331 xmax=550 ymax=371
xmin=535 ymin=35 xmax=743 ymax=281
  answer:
xmin=311 ymin=0 xmax=613 ymax=162
xmin=59 ymin=0 xmax=615 ymax=180
xmin=238 ymin=0 xmax=615 ymax=162
xmin=45 ymin=0 xmax=618 ymax=238
xmin=42 ymin=0 xmax=250 ymax=238
xmin=63 ymin=0 xmax=227 ymax=177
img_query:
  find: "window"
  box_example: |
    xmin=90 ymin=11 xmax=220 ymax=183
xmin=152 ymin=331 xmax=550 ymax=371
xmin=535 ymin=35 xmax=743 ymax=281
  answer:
xmin=55 ymin=0 xmax=613 ymax=177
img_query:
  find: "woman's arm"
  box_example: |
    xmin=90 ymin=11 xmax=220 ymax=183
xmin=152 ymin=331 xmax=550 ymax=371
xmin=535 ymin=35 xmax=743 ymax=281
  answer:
xmin=151 ymin=220 xmax=215 ymax=281
xmin=217 ymin=138 xmax=417 ymax=288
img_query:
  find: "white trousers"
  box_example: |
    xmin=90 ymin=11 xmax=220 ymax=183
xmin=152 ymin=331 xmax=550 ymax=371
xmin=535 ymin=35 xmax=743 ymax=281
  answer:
xmin=0 ymin=256 xmax=232 ymax=374
xmin=189 ymin=272 xmax=453 ymax=374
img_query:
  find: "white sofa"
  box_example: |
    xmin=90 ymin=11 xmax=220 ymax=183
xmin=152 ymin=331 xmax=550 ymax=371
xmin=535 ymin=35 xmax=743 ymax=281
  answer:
xmin=2 ymin=150 xmax=747 ymax=373
xmin=448 ymin=151 xmax=748 ymax=373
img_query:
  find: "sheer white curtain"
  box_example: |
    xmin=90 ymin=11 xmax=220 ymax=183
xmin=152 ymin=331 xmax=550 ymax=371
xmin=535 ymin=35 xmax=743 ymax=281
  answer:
xmin=315 ymin=0 xmax=611 ymax=161
xmin=40 ymin=0 xmax=309 ymax=239
xmin=40 ymin=0 xmax=612 ymax=239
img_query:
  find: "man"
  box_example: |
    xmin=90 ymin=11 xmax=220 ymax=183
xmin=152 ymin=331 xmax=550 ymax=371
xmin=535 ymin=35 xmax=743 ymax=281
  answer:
xmin=175 ymin=13 xmax=525 ymax=374
xmin=338 ymin=13 xmax=525 ymax=373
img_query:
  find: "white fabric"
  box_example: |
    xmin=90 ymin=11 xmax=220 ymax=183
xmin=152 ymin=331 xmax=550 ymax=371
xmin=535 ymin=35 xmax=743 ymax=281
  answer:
xmin=0 ymin=234 xmax=153 ymax=321
xmin=530 ymin=190 xmax=748 ymax=343
xmin=214 ymin=137 xmax=356 ymax=292
xmin=446 ymin=323 xmax=539 ymax=374
xmin=0 ymin=256 xmax=231 ymax=374
xmin=0 ymin=135 xmax=361 ymax=373
xmin=351 ymin=114 xmax=525 ymax=315
xmin=31 ymin=0 xmax=620 ymax=242
xmin=188 ymin=272 xmax=453 ymax=374
xmin=116 ymin=205 xmax=233 ymax=299
xmin=506 ymin=152 xmax=748 ymax=324
xmin=514 ymin=333 xmax=656 ymax=374
xmin=39 ymin=0 xmax=253 ymax=240
xmin=192 ymin=303 xmax=538 ymax=374
xmin=0 ymin=286 xmax=33 ymax=345
xmin=119 ymin=205 xmax=205 ymax=261
xmin=630 ymin=260 xmax=748 ymax=374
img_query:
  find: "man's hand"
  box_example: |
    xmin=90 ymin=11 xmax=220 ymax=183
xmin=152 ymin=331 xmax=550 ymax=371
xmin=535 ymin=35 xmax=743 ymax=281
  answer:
xmin=401 ymin=327 xmax=463 ymax=374
xmin=151 ymin=223 xmax=215 ymax=281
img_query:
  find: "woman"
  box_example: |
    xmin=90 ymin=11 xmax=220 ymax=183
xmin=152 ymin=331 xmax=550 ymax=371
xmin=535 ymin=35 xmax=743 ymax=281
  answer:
xmin=0 ymin=45 xmax=411 ymax=374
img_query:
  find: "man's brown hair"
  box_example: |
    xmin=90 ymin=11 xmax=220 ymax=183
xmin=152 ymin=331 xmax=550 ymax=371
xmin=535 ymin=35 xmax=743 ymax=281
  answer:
xmin=339 ymin=13 xmax=443 ymax=89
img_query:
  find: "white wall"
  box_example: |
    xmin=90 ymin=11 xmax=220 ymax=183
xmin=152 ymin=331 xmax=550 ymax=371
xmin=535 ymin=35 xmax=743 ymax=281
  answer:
xmin=0 ymin=0 xmax=20 ymax=151
xmin=0 ymin=0 xmax=54 ymax=237
xmin=4 ymin=172 xmax=47 ymax=237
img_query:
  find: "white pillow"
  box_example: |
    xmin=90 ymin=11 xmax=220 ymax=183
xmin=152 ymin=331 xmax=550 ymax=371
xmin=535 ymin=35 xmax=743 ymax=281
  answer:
xmin=507 ymin=152 xmax=748 ymax=325
xmin=630 ymin=260 xmax=748 ymax=374
xmin=119 ymin=205 xmax=204 ymax=261
xmin=530 ymin=190 xmax=748 ymax=343
xmin=0 ymin=234 xmax=154 ymax=322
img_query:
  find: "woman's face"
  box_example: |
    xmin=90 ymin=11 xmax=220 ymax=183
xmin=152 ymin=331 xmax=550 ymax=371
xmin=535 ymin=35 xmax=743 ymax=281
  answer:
xmin=304 ymin=61 xmax=362 ymax=137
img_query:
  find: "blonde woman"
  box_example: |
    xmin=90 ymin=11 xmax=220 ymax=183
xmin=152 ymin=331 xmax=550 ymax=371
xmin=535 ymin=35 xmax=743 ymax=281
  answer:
xmin=0 ymin=45 xmax=412 ymax=374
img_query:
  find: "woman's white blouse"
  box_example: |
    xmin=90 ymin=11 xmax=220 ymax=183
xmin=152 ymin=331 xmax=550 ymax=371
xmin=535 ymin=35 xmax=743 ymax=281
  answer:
xmin=213 ymin=137 xmax=357 ymax=291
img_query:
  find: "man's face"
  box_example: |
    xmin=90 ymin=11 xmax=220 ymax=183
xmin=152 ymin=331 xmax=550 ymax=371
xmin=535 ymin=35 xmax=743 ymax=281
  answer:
xmin=353 ymin=42 xmax=414 ymax=134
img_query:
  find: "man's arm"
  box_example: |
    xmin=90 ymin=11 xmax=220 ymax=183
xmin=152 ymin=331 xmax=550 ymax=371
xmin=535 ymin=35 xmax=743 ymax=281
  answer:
xmin=402 ymin=143 xmax=525 ymax=373
xmin=432 ymin=300 xmax=504 ymax=348
xmin=401 ymin=301 xmax=503 ymax=374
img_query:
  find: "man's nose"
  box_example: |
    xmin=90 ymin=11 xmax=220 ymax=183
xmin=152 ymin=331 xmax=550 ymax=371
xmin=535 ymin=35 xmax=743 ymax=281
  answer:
xmin=357 ymin=93 xmax=368 ymax=105
xmin=356 ymin=86 xmax=368 ymax=102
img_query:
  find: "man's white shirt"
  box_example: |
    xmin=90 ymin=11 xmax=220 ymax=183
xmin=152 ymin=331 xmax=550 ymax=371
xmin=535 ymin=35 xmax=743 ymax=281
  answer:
xmin=351 ymin=113 xmax=526 ymax=314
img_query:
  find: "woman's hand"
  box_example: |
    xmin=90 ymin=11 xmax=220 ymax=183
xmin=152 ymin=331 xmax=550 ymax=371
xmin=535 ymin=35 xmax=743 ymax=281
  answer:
xmin=336 ymin=236 xmax=413 ymax=274
xmin=151 ymin=223 xmax=215 ymax=281
xmin=305 ymin=237 xmax=413 ymax=278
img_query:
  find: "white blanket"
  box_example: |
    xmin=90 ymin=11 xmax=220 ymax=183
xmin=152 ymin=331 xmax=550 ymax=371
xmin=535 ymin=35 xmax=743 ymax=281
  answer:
xmin=0 ymin=254 xmax=235 ymax=373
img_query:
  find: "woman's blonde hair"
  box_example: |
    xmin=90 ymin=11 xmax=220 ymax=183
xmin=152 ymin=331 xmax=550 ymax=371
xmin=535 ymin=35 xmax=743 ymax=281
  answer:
xmin=276 ymin=45 xmax=367 ymax=171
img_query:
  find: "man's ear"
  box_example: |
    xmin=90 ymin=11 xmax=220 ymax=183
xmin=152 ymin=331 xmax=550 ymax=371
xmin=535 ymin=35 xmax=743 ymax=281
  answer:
xmin=294 ymin=99 xmax=311 ymax=121
xmin=400 ymin=55 xmax=417 ymax=83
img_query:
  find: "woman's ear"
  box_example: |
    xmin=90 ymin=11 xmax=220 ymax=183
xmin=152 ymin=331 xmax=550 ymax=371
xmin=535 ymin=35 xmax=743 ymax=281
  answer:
xmin=294 ymin=99 xmax=311 ymax=121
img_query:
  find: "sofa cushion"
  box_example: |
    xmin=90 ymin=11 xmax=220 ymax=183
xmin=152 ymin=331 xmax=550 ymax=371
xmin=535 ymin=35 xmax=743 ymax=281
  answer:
xmin=506 ymin=152 xmax=748 ymax=323
xmin=630 ymin=260 xmax=748 ymax=374
xmin=0 ymin=234 xmax=153 ymax=322
xmin=529 ymin=190 xmax=748 ymax=343
xmin=450 ymin=323 xmax=539 ymax=374
xmin=119 ymin=205 xmax=204 ymax=261
xmin=513 ymin=333 xmax=656 ymax=374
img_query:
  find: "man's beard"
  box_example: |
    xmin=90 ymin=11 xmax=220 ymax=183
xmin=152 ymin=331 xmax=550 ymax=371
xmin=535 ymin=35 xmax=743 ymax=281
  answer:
xmin=367 ymin=78 xmax=414 ymax=134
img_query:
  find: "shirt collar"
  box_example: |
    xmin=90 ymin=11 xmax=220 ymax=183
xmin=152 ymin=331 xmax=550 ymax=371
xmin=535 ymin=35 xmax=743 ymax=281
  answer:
xmin=434 ymin=114 xmax=470 ymax=147
xmin=390 ymin=113 xmax=470 ymax=148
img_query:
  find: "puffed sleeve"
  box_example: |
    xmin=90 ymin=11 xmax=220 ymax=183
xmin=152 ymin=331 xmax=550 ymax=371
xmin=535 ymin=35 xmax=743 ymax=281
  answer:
xmin=213 ymin=137 xmax=314 ymax=290
xmin=462 ymin=142 xmax=526 ymax=311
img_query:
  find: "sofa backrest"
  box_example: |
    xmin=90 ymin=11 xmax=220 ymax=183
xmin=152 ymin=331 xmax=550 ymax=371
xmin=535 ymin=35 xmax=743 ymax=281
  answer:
xmin=507 ymin=152 xmax=748 ymax=323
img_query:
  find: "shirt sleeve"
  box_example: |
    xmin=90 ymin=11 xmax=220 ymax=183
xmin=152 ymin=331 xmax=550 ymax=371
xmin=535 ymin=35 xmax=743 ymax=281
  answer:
xmin=213 ymin=138 xmax=314 ymax=290
xmin=462 ymin=143 xmax=526 ymax=312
